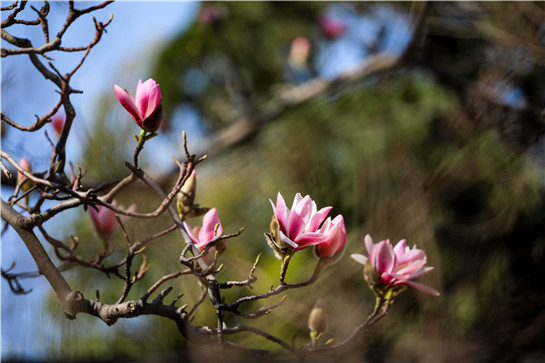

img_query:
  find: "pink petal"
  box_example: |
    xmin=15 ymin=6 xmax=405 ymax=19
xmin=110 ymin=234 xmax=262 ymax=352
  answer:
xmin=395 ymin=259 xmax=427 ymax=276
xmin=279 ymin=230 xmax=298 ymax=248
xmin=135 ymin=79 xmax=150 ymax=117
xmin=199 ymin=208 xmax=221 ymax=243
xmin=183 ymin=221 xmax=199 ymax=245
xmin=145 ymin=83 xmax=162 ymax=118
xmin=287 ymin=208 xmax=305 ymax=239
xmin=114 ymin=84 xmax=143 ymax=127
xmin=316 ymin=218 xmax=345 ymax=258
xmin=293 ymin=232 xmax=328 ymax=250
xmin=274 ymin=193 xmax=289 ymax=231
xmin=294 ymin=195 xmax=311 ymax=219
xmin=393 ymin=239 xmax=407 ymax=259
xmin=308 ymin=206 xmax=332 ymax=232
xmin=364 ymin=234 xmax=374 ymax=256
xmin=291 ymin=193 xmax=304 ymax=210
xmin=406 ymin=266 xmax=434 ymax=280
xmin=89 ymin=206 xmax=101 ymax=230
xmin=351 ymin=254 xmax=368 ymax=265
xmin=373 ymin=240 xmax=395 ymax=274
xmin=401 ymin=280 xmax=440 ymax=296
xmin=397 ymin=248 xmax=426 ymax=266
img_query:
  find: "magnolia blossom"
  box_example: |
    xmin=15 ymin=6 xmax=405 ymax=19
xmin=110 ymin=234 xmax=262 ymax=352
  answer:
xmin=89 ymin=201 xmax=136 ymax=237
xmin=319 ymin=16 xmax=347 ymax=40
xmin=114 ymin=78 xmax=163 ymax=132
xmin=313 ymin=215 xmax=347 ymax=259
xmin=183 ymin=208 xmax=224 ymax=259
xmin=289 ymin=36 xmax=311 ymax=69
xmin=351 ymin=234 xmax=440 ymax=296
xmin=269 ymin=192 xmax=332 ymax=250
xmin=50 ymin=114 xmax=65 ymax=136
xmin=17 ymin=157 xmax=30 ymax=182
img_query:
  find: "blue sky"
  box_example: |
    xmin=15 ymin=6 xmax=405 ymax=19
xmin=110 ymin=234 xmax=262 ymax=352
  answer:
xmin=1 ymin=2 xmax=199 ymax=359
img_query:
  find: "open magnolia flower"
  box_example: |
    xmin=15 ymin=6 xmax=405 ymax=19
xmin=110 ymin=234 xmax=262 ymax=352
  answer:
xmin=114 ymin=78 xmax=163 ymax=132
xmin=267 ymin=192 xmax=347 ymax=260
xmin=183 ymin=208 xmax=225 ymax=262
xmin=89 ymin=201 xmax=136 ymax=237
xmin=269 ymin=192 xmax=332 ymax=250
xmin=351 ymin=234 xmax=440 ymax=296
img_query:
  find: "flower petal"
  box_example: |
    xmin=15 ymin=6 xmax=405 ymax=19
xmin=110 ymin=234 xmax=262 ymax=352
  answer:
xmin=293 ymin=232 xmax=328 ymax=249
xmin=397 ymin=248 xmax=426 ymax=266
xmin=279 ymin=230 xmax=298 ymax=248
xmin=135 ymin=79 xmax=150 ymax=117
xmin=183 ymin=221 xmax=199 ymax=245
xmin=351 ymin=253 xmax=368 ymax=265
xmin=114 ymin=84 xmax=143 ymax=127
xmin=308 ymin=206 xmax=332 ymax=232
xmin=401 ymin=280 xmax=440 ymax=296
xmin=373 ymin=240 xmax=395 ymax=274
xmin=200 ymin=208 xmax=221 ymax=243
xmin=145 ymin=83 xmax=162 ymax=119
xmin=364 ymin=234 xmax=374 ymax=256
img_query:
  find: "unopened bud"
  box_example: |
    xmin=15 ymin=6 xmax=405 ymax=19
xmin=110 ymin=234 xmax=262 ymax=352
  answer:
xmin=177 ymin=170 xmax=197 ymax=218
xmin=308 ymin=298 xmax=327 ymax=336
xmin=17 ymin=157 xmax=31 ymax=184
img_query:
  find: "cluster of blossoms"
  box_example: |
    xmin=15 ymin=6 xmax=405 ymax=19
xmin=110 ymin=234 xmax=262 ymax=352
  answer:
xmin=267 ymin=192 xmax=346 ymax=261
xmin=110 ymin=77 xmax=439 ymax=298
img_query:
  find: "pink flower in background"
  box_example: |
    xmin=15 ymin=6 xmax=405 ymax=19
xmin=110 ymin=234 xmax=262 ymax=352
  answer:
xmin=50 ymin=114 xmax=65 ymax=136
xmin=289 ymin=36 xmax=311 ymax=69
xmin=17 ymin=157 xmax=30 ymax=182
xmin=183 ymin=208 xmax=224 ymax=252
xmin=270 ymin=192 xmax=332 ymax=250
xmin=351 ymin=234 xmax=440 ymax=296
xmin=319 ymin=16 xmax=347 ymax=40
xmin=313 ymin=215 xmax=347 ymax=259
xmin=89 ymin=201 xmax=136 ymax=237
xmin=198 ymin=5 xmax=227 ymax=24
xmin=114 ymin=78 xmax=163 ymax=132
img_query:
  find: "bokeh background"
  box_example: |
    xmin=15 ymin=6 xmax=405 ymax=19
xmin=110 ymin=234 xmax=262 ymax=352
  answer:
xmin=2 ymin=2 xmax=545 ymax=362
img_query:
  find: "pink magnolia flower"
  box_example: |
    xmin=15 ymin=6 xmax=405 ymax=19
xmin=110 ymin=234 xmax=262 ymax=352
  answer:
xmin=198 ymin=5 xmax=227 ymax=24
xmin=351 ymin=234 xmax=440 ymax=296
xmin=17 ymin=157 xmax=30 ymax=182
xmin=269 ymin=192 xmax=332 ymax=250
xmin=50 ymin=114 xmax=65 ymax=136
xmin=114 ymin=78 xmax=163 ymax=132
xmin=89 ymin=201 xmax=136 ymax=237
xmin=319 ymin=16 xmax=347 ymax=40
xmin=289 ymin=36 xmax=311 ymax=69
xmin=313 ymin=215 xmax=347 ymax=259
xmin=183 ymin=208 xmax=224 ymax=259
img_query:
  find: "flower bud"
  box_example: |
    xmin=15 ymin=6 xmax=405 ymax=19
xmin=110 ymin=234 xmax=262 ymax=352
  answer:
xmin=114 ymin=78 xmax=163 ymax=132
xmin=177 ymin=170 xmax=197 ymax=217
xmin=17 ymin=157 xmax=31 ymax=185
xmin=308 ymin=298 xmax=327 ymax=337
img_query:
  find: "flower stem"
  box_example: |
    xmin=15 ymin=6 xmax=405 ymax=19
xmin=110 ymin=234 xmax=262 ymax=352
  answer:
xmin=133 ymin=128 xmax=147 ymax=167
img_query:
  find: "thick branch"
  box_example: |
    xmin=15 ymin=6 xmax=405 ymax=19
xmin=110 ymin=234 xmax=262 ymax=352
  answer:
xmin=1 ymin=200 xmax=74 ymax=316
